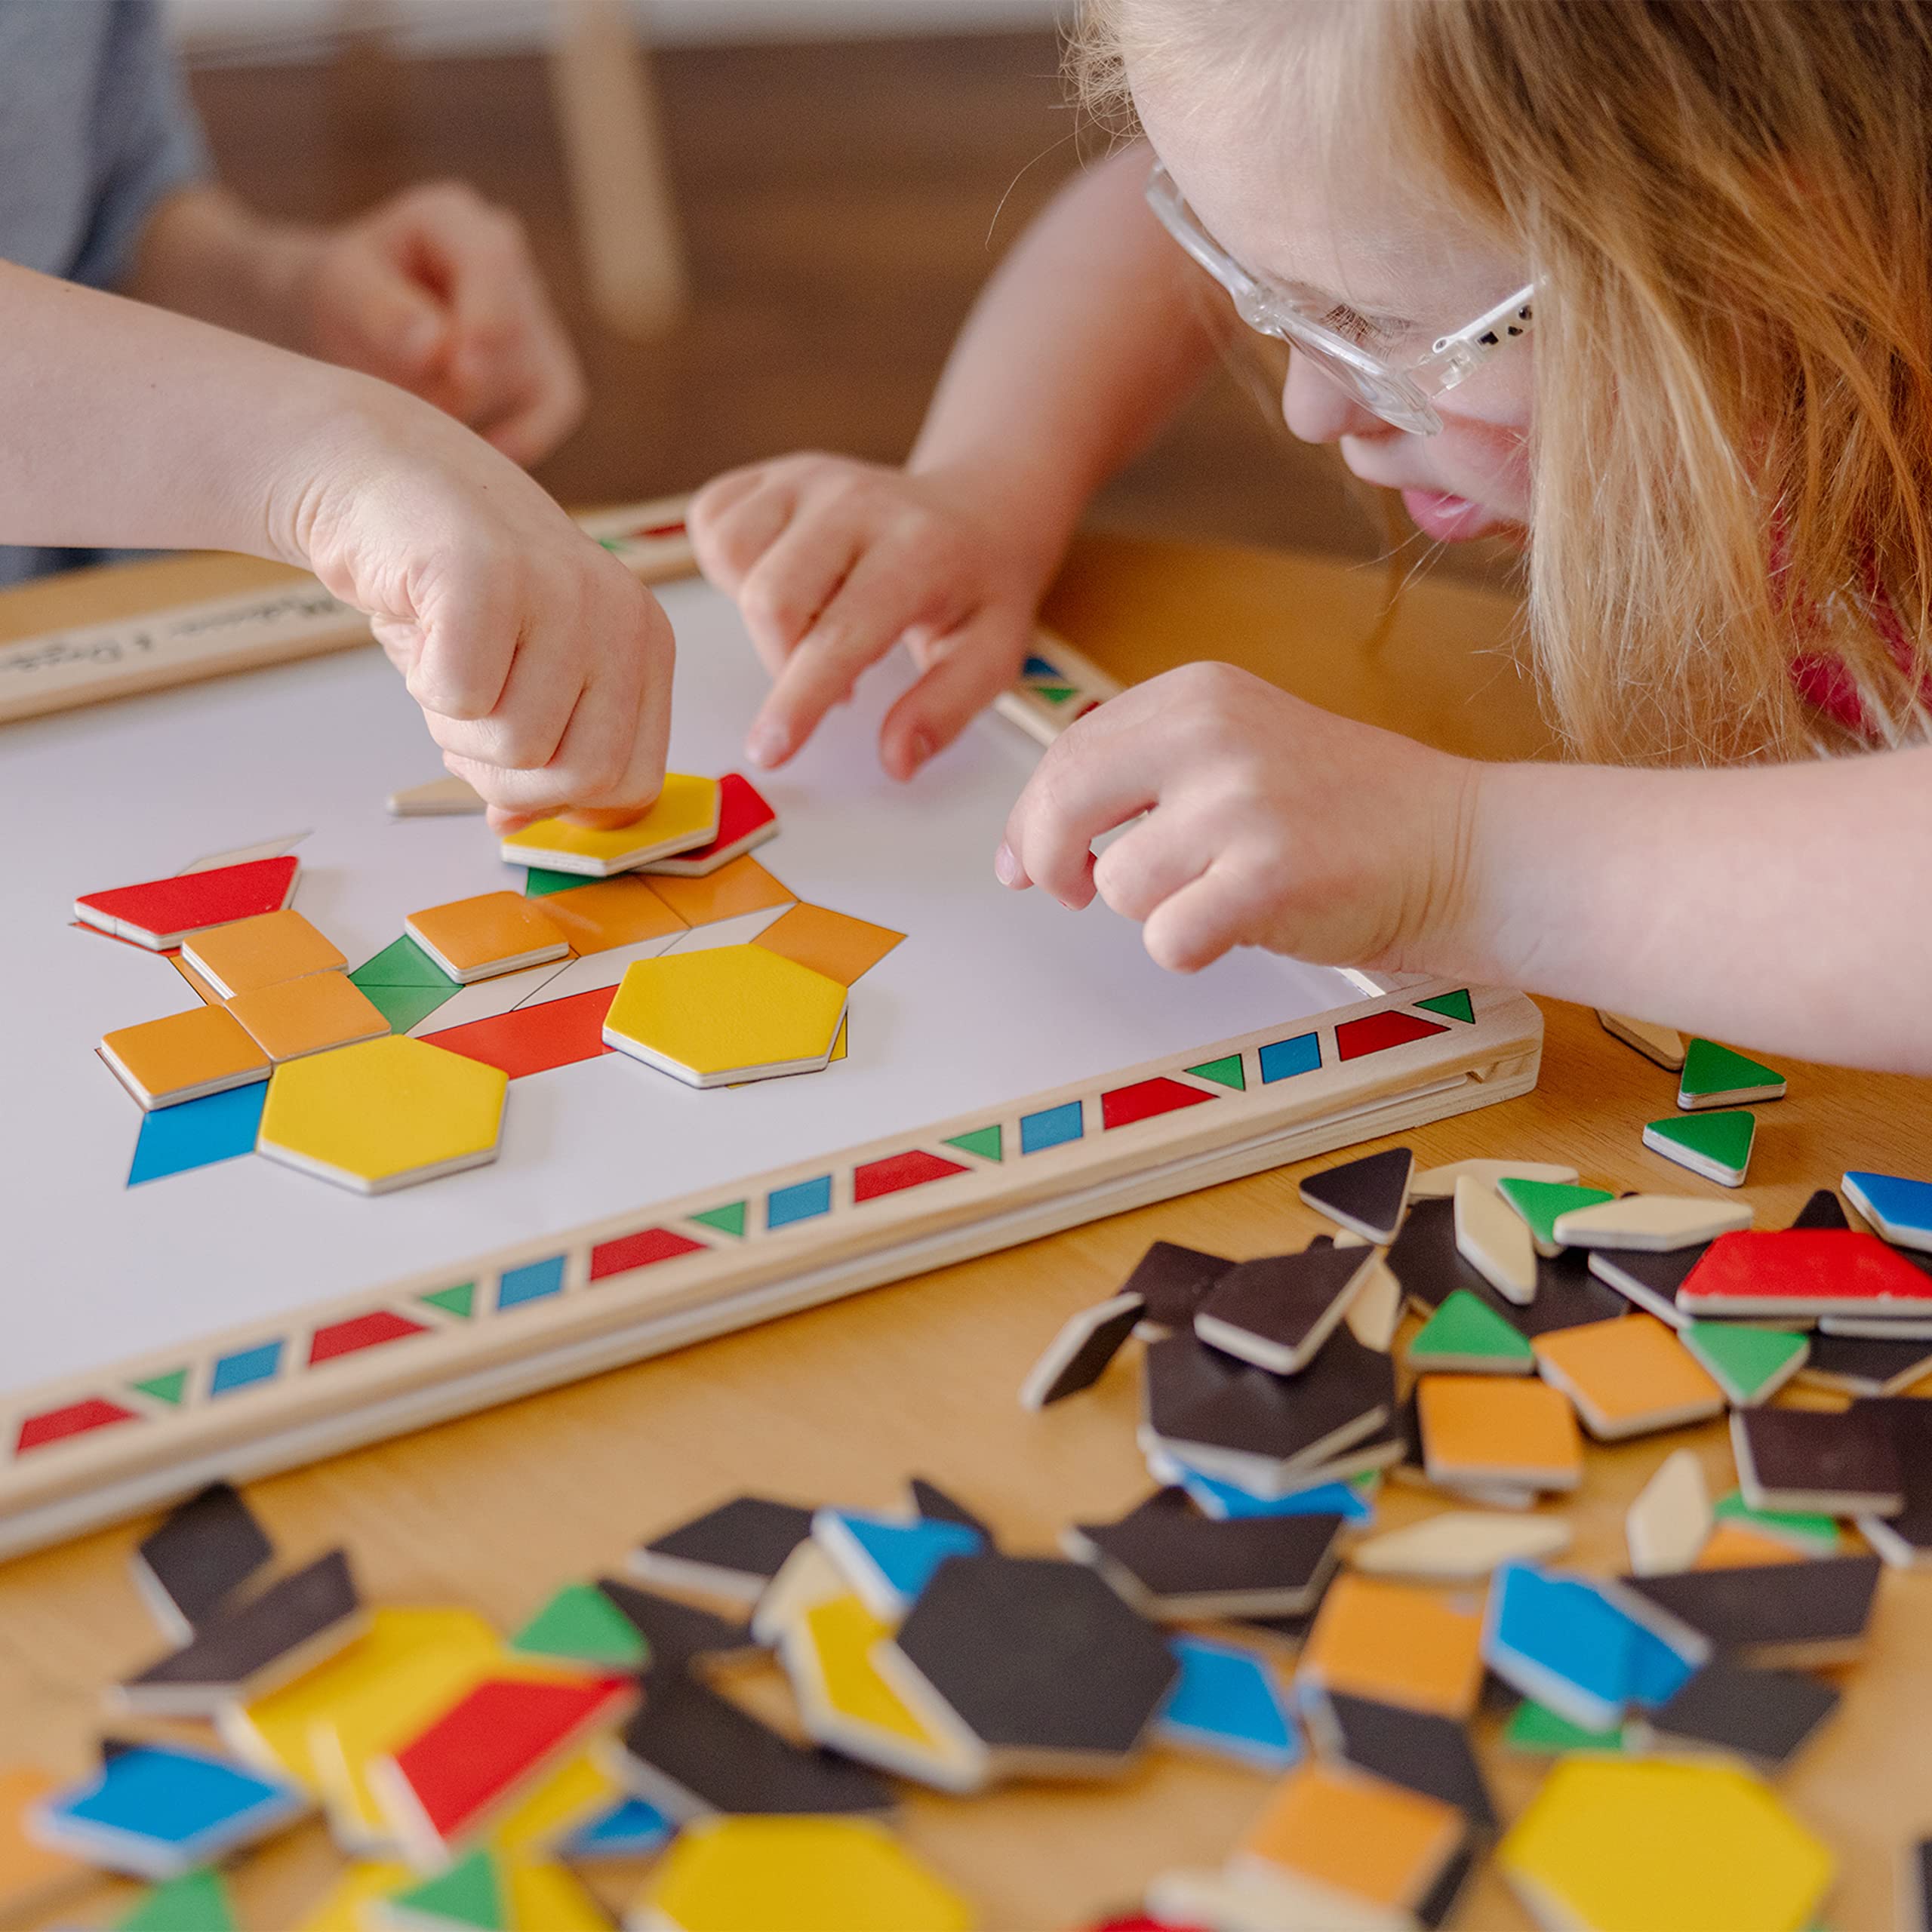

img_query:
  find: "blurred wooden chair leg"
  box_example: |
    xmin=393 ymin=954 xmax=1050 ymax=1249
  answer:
xmin=549 ymin=0 xmax=689 ymax=340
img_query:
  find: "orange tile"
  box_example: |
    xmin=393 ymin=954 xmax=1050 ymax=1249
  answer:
xmin=226 ymin=971 xmax=392 ymax=1062
xmin=538 ymin=877 xmax=688 ymax=955
xmin=405 ymin=892 xmax=570 ymax=983
xmin=99 ymin=1004 xmax=271 ymax=1109
xmin=645 ymin=855 xmax=794 ymax=929
xmin=1694 ymin=1522 xmax=1807 ymax=1570
xmin=1297 ymin=1574 xmax=1487 ymax=1719
xmin=1417 ymin=1373 xmax=1583 ymax=1491
xmin=753 ymin=903 xmax=904 ymax=986
xmin=181 ymin=908 xmax=346 ymax=998
xmin=1238 ymin=1762 xmax=1463 ymax=1912
xmin=171 ymin=953 xmax=224 ymax=1005
xmin=1533 ymin=1315 xmax=1725 ymax=1440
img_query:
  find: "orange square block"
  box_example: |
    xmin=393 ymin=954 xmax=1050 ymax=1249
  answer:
xmin=754 ymin=902 xmax=904 ymax=986
xmin=1533 ymin=1315 xmax=1726 ymax=1441
xmin=1417 ymin=1373 xmax=1583 ymax=1491
xmin=1238 ymin=1761 xmax=1464 ymax=1912
xmin=645 ymin=855 xmax=794 ymax=930
xmin=405 ymin=892 xmax=571 ymax=984
xmin=1297 ymin=1574 xmax=1487 ymax=1719
xmin=226 ymin=971 xmax=392 ymax=1062
xmin=100 ymin=1004 xmax=272 ymax=1109
xmin=538 ymin=877 xmax=688 ymax=955
xmin=180 ymin=908 xmax=346 ymax=998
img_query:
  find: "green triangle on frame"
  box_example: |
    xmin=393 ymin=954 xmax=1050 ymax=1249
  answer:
xmin=1187 ymin=1054 xmax=1247 ymax=1092
xmin=691 ymin=1201 xmax=748 ymax=1238
xmin=384 ymin=1850 xmax=506 ymax=1932
xmin=131 ymin=1368 xmax=189 ymax=1407
xmin=1679 ymin=1037 xmax=1786 ymax=1104
xmin=1415 ymin=988 xmax=1476 ymax=1025
xmin=350 ymin=934 xmax=459 ymax=991
xmin=357 ymin=980 xmax=458 ymax=1037
xmin=420 ymin=1281 xmax=477 ymax=1319
xmin=945 ymin=1125 xmax=1004 ymax=1163
xmin=1407 ymin=1289 xmax=1534 ymax=1371
xmin=523 ymin=866 xmax=585 ymax=898
xmin=1682 ymin=1321 xmax=1807 ymax=1405
xmin=115 ymin=1869 xmax=238 ymax=1932
xmin=509 ymin=1580 xmax=650 ymax=1669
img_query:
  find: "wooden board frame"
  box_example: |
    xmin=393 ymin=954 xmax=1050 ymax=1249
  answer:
xmin=0 ymin=502 xmax=1542 ymax=1556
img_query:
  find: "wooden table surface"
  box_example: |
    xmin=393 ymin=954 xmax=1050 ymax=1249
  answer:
xmin=3 ymin=532 xmax=1929 ymax=1930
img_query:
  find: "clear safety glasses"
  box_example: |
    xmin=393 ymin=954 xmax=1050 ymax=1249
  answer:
xmin=1145 ymin=161 xmax=1535 ymax=437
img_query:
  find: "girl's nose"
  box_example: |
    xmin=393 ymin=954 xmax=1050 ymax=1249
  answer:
xmin=1280 ymin=347 xmax=1393 ymax=445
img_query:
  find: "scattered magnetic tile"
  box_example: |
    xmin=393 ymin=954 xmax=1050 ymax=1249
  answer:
xmin=1682 ymin=1321 xmax=1809 ymax=1404
xmin=1161 ymin=1458 xmax=1374 ymax=1524
xmin=1532 ymin=1315 xmax=1726 ymax=1440
xmin=1497 ymin=1758 xmax=1832 ymax=1932
xmin=639 ymin=771 xmax=779 ymax=878
xmin=404 ymin=961 xmax=574 ymax=1036
xmin=1617 ymin=1555 xmax=1883 ymax=1667
xmin=635 ymin=1816 xmax=971 ymax=1932
xmin=643 ymin=854 xmax=794 ymax=931
xmin=1496 ymin=1178 xmax=1614 ymax=1258
xmin=118 ymin=1548 xmax=364 ymax=1718
xmin=1194 ymin=1247 xmax=1377 ymax=1375
xmin=1731 ymin=1406 xmax=1903 ymax=1516
xmin=1406 ymin=1290 xmax=1535 ymax=1374
xmin=1343 ymin=1258 xmax=1403 ymax=1351
xmin=498 ymin=775 xmax=721 ymax=877
xmin=1644 ymin=1110 xmax=1755 ymax=1188
xmin=1642 ymin=1659 xmax=1840 ymax=1771
xmin=1481 ymin=1564 xmax=1639 ymax=1732
xmin=1678 ymin=1038 xmax=1788 ymax=1110
xmin=595 ymin=1578 xmax=755 ymax=1675
xmin=177 ymin=832 xmax=309 ymax=876
xmin=1796 ymin=1330 xmax=1932 ymax=1396
xmin=423 ymin=986 xmax=616 ymax=1081
xmin=1596 ymin=1010 xmax=1687 ymax=1070
xmin=1626 ymin=1449 xmax=1712 ymax=1576
xmin=811 ymin=1510 xmax=985 ymax=1620
xmin=1020 ymin=1292 xmax=1146 ymax=1407
xmin=132 ymin=1481 xmax=274 ymax=1641
xmin=1121 ymin=1240 xmax=1236 ymax=1328
xmin=1155 ymin=1635 xmax=1300 ymax=1770
xmin=1301 ymin=1685 xmax=1496 ymax=1833
xmin=632 ymin=1497 xmax=815 ymax=1606
xmin=226 ymin=971 xmax=390 ymax=1062
xmin=906 ymin=1478 xmax=992 ymax=1543
xmin=1453 ymin=1174 xmax=1539 ymax=1305
xmin=386 ymin=776 xmax=485 ymax=817
xmin=100 ymin=1004 xmax=272 ymax=1110
xmin=1500 ymin=1700 xmax=1628 ymax=1756
xmin=31 ymin=1742 xmax=304 ymax=1880
xmin=1297 ymin=1574 xmax=1485 ymax=1719
xmin=751 ymin=1540 xmax=851 ymax=1651
xmin=1788 ymin=1189 xmax=1850 ymax=1232
xmin=1839 ymin=1171 xmax=1932 ymax=1255
xmin=509 ymin=1582 xmax=651 ymax=1669
xmin=1143 ymin=1863 xmax=1411 ymax=1932
xmin=1586 ymin=1244 xmax=1705 ymax=1328
xmin=0 ymin=1767 xmax=92 ymax=1923
xmin=560 ymin=1794 xmax=672 ymax=1861
xmin=1909 ymin=1841 xmax=1932 ymax=1932
xmin=1552 ymin=1193 xmax=1755 ymax=1253
xmin=1349 ymin=1511 xmax=1570 ymax=1583
xmin=1410 ymin=1158 xmax=1579 ymax=1199
xmin=1417 ymin=1375 xmax=1583 ymax=1492
xmin=1394 ymin=1199 xmax=1630 ymax=1336
xmin=1821 ymin=1312 xmax=1932 ymax=1338
xmin=76 ymin=854 xmax=300 ymax=949
xmin=751 ymin=901 xmax=905 ymax=986
xmin=1063 ymin=1492 xmax=1344 ymax=1620
xmin=1694 ymin=1523 xmax=1807 ymax=1569
xmin=114 ymin=1866 xmax=238 ymax=1932
xmin=404 ymin=893 xmax=570 ymax=985
xmin=1711 ymin=1489 xmax=1841 ymax=1555
xmin=1297 ymin=1147 xmax=1413 ymax=1244
xmin=373 ymin=1847 xmax=504 ymax=1930
xmin=491 ymin=1750 xmax=625 ymax=1863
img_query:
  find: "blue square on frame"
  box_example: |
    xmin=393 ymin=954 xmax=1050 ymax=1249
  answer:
xmin=126 ymin=1084 xmax=267 ymax=1186
xmin=498 ymin=1255 xmax=566 ymax=1309
xmin=209 ymin=1340 xmax=282 ymax=1397
xmin=1020 ymin=1100 xmax=1083 ymax=1154
xmin=1258 ymin=1032 xmax=1322 ymax=1084
xmin=768 ymin=1175 xmax=832 ymax=1229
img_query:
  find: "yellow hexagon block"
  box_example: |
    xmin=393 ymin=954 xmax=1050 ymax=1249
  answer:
xmin=602 ymin=944 xmax=846 ymax=1088
xmin=500 ymin=774 xmax=721 ymax=878
xmin=1498 ymin=1758 xmax=1833 ymax=1932
xmin=637 ymin=1817 xmax=972 ymax=1932
xmin=258 ymin=1036 xmax=507 ymax=1193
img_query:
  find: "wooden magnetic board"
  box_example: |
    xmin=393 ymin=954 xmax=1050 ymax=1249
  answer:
xmin=0 ymin=514 xmax=1540 ymax=1555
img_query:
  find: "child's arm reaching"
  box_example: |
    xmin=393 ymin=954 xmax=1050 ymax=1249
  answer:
xmin=0 ymin=260 xmax=670 ymax=829
xmin=691 ymin=143 xmax=1220 ymax=780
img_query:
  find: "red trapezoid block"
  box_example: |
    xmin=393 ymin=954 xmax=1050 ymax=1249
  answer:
xmin=1100 ymin=1075 xmax=1218 ymax=1131
xmin=852 ymin=1149 xmax=971 ymax=1202
xmin=1334 ymin=1010 xmax=1451 ymax=1062
xmin=589 ymin=1226 xmax=708 ymax=1281
xmin=423 ymin=986 xmax=617 ymax=1078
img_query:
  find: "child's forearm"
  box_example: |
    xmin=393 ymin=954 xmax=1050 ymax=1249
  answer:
xmin=910 ymin=143 xmax=1222 ymax=589
xmin=1449 ymin=746 xmax=1932 ymax=1071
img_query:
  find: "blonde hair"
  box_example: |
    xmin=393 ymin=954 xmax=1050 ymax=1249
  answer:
xmin=1072 ymin=0 xmax=1932 ymax=764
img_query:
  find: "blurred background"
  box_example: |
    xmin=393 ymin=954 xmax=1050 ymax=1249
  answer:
xmin=165 ymin=0 xmax=1510 ymax=589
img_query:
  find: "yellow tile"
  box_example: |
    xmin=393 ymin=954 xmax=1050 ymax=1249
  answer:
xmin=645 ymin=854 xmax=794 ymax=929
xmin=1417 ymin=1374 xmax=1583 ymax=1491
xmin=0 ymin=1767 xmax=92 ymax=1924
xmin=603 ymin=945 xmax=846 ymax=1088
xmin=1533 ymin=1315 xmax=1726 ymax=1440
xmin=257 ymin=1037 xmax=507 ymax=1194
xmin=506 ymin=1858 xmax=610 ymax=1931
xmin=1239 ymin=1762 xmax=1464 ymax=1912
xmin=1694 ymin=1522 xmax=1807 ymax=1570
xmin=496 ymin=1751 xmax=622 ymax=1856
xmin=404 ymin=892 xmax=569 ymax=983
xmin=830 ymin=1014 xmax=848 ymax=1063
xmin=537 ymin=877 xmax=688 ymax=955
xmin=1297 ymin=1574 xmax=1487 ymax=1719
xmin=182 ymin=908 xmax=346 ymax=998
xmin=100 ymin=1002 xmax=271 ymax=1109
xmin=753 ymin=903 xmax=904 ymax=987
xmin=292 ymin=1862 xmax=414 ymax=1932
xmin=500 ymin=774 xmax=721 ymax=877
xmin=226 ymin=971 xmax=390 ymax=1063
xmin=1499 ymin=1758 xmax=1832 ymax=1931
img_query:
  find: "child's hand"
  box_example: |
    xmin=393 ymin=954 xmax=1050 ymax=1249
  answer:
xmin=995 ymin=663 xmax=1479 ymax=974
xmin=689 ymin=455 xmax=1046 ymax=780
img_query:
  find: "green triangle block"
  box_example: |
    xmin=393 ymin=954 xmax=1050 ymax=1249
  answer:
xmin=1679 ymin=1037 xmax=1785 ymax=1104
xmin=1187 ymin=1054 xmax=1247 ymax=1093
xmin=1503 ymin=1700 xmax=1626 ymax=1755
xmin=945 ymin=1125 xmax=1003 ymax=1163
xmin=420 ymin=1281 xmax=477 ymax=1319
xmin=1407 ymin=1289 xmax=1534 ymax=1370
xmin=386 ymin=1850 xmax=506 ymax=1932
xmin=1712 ymin=1489 xmax=1839 ymax=1554
xmin=1497 ymin=1177 xmax=1614 ymax=1254
xmin=116 ymin=1871 xmax=238 ymax=1932
xmin=356 ymin=980 xmax=459 ymax=1037
xmin=1644 ymin=1109 xmax=1755 ymax=1183
xmin=351 ymin=934 xmax=459 ymax=990
xmin=510 ymin=1581 xmax=649 ymax=1669
xmin=1415 ymin=988 xmax=1475 ymax=1025
xmin=691 ymin=1201 xmax=748 ymax=1238
xmin=1682 ymin=1321 xmax=1807 ymax=1405
xmin=131 ymin=1368 xmax=189 ymax=1407
xmin=524 ymin=866 xmax=585 ymax=897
